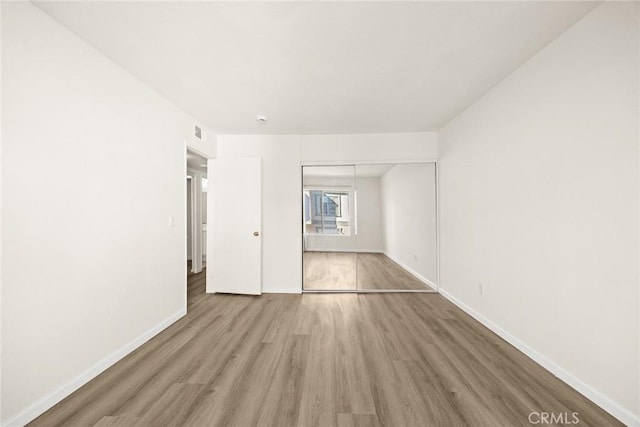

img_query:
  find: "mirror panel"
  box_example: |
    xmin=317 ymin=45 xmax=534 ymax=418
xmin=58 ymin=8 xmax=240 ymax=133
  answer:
xmin=355 ymin=163 xmax=437 ymax=291
xmin=302 ymin=165 xmax=357 ymax=290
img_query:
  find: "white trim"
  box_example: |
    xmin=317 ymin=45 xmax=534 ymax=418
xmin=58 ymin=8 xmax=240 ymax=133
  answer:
xmin=435 ymin=161 xmax=440 ymax=292
xmin=438 ymin=288 xmax=640 ymax=427
xmin=1 ymin=308 xmax=187 ymax=427
xmin=383 ymin=252 xmax=438 ymax=289
xmin=304 ymin=289 xmax=437 ymax=294
xmin=190 ymin=169 xmax=204 ymax=274
xmin=304 ymin=248 xmax=384 ymax=254
xmin=301 ymin=159 xmax=438 ymax=166
xmin=184 ymin=142 xmax=189 ymax=311
xmin=263 ymin=288 xmax=303 ymax=294
xmin=302 ymin=235 xmax=353 ymax=239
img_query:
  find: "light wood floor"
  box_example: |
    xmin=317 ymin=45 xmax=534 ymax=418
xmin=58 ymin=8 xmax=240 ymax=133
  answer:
xmin=29 ymin=268 xmax=621 ymax=427
xmin=303 ymin=251 xmax=356 ymax=290
xmin=304 ymin=251 xmax=434 ymax=291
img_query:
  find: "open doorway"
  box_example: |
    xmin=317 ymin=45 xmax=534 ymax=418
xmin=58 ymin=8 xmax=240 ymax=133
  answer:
xmin=186 ymin=149 xmax=208 ymax=307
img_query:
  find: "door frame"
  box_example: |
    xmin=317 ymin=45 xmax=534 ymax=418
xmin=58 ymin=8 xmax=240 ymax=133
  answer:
xmin=187 ymin=167 xmax=206 ymax=274
xmin=300 ymin=159 xmax=440 ymax=294
xmin=184 ymin=145 xmax=213 ymax=311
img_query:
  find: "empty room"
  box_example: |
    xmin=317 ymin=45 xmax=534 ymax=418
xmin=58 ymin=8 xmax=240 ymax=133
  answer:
xmin=1 ymin=1 xmax=638 ymax=426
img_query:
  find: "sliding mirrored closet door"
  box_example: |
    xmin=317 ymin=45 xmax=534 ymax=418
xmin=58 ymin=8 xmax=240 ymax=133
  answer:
xmin=355 ymin=163 xmax=437 ymax=292
xmin=302 ymin=165 xmax=358 ymax=291
xmin=302 ymin=163 xmax=437 ymax=292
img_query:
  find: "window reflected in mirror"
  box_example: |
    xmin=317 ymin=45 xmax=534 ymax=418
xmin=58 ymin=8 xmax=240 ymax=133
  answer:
xmin=304 ymin=189 xmax=350 ymax=235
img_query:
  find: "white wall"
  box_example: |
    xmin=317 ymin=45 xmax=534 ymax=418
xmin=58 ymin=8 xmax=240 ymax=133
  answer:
xmin=216 ymin=135 xmax=303 ymax=294
xmin=304 ymin=176 xmax=384 ymax=253
xmin=1 ymin=3 xmax=207 ymax=424
xmin=217 ymin=132 xmax=437 ymax=293
xmin=187 ymin=133 xmax=216 ymax=160
xmin=438 ymin=2 xmax=639 ymax=425
xmin=301 ymin=132 xmax=437 ymax=163
xmin=352 ymin=177 xmax=384 ymax=252
xmin=380 ymin=164 xmax=437 ymax=286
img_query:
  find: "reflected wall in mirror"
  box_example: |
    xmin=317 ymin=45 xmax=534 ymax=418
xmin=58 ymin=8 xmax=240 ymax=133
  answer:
xmin=302 ymin=163 xmax=437 ymax=292
xmin=356 ymin=163 xmax=437 ymax=291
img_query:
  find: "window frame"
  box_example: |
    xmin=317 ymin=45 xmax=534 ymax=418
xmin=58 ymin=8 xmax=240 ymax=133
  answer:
xmin=303 ymin=186 xmax=352 ymax=236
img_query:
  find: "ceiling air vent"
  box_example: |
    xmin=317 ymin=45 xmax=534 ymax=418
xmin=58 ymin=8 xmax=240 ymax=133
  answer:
xmin=194 ymin=125 xmax=202 ymax=139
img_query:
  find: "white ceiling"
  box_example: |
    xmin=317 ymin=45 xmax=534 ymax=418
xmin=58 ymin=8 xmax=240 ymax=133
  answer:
xmin=35 ymin=1 xmax=599 ymax=134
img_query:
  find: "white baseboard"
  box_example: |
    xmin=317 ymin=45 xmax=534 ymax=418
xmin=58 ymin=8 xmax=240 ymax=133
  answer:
xmin=2 ymin=308 xmax=187 ymax=427
xmin=304 ymin=248 xmax=384 ymax=254
xmin=383 ymin=252 xmax=437 ymax=289
xmin=438 ymin=288 xmax=639 ymax=427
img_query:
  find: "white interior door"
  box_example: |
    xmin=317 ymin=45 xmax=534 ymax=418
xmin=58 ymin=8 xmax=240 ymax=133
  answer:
xmin=207 ymin=157 xmax=262 ymax=295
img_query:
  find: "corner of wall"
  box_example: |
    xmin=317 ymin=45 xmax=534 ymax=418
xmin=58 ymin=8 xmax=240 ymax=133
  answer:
xmin=1 ymin=308 xmax=186 ymax=427
xmin=187 ymin=125 xmax=217 ymax=159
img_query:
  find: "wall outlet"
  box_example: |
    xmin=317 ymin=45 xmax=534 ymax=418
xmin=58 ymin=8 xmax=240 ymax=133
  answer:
xmin=478 ymin=283 xmax=484 ymax=296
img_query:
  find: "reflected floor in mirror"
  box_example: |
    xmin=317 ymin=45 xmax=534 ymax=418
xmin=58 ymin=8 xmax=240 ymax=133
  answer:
xmin=303 ymin=251 xmax=435 ymax=291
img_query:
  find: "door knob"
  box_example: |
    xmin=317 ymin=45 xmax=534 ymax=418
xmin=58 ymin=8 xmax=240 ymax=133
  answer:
xmin=253 ymin=231 xmax=260 ymax=236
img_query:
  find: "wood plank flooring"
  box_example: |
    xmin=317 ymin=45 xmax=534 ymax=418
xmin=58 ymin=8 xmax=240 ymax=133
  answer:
xmin=29 ymin=268 xmax=622 ymax=426
xmin=303 ymin=251 xmax=357 ymax=290
xmin=304 ymin=251 xmax=434 ymax=291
